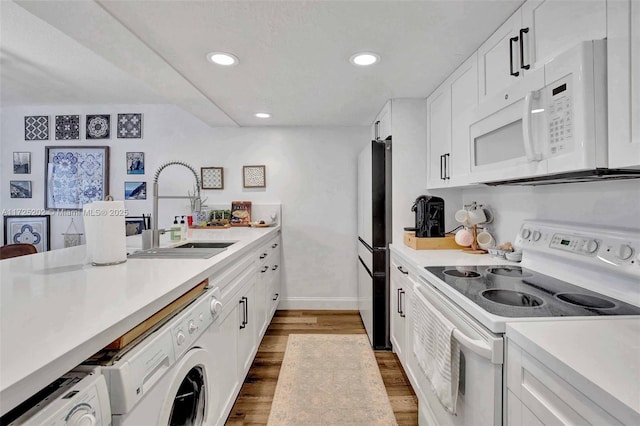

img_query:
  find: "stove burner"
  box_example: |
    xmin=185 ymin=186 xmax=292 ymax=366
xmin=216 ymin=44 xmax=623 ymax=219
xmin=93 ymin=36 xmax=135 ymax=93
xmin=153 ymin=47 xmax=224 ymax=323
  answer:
xmin=443 ymin=269 xmax=481 ymax=278
xmin=486 ymin=266 xmax=532 ymax=278
xmin=555 ymin=293 xmax=616 ymax=309
xmin=482 ymin=289 xmax=544 ymax=307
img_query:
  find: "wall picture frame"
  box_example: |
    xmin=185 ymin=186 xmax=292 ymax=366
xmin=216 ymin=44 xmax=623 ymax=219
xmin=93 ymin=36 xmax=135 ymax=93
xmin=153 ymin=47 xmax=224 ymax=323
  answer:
xmin=3 ymin=215 xmax=51 ymax=252
xmin=125 ymin=215 xmax=150 ymax=236
xmin=13 ymin=152 xmax=31 ymax=174
xmin=243 ymin=165 xmax=266 ymax=188
xmin=126 ymin=152 xmax=145 ymax=174
xmin=10 ymin=180 xmax=32 ymax=198
xmin=124 ymin=182 xmax=147 ymax=200
xmin=201 ymin=167 xmax=224 ymax=189
xmin=45 ymin=146 xmax=110 ymax=210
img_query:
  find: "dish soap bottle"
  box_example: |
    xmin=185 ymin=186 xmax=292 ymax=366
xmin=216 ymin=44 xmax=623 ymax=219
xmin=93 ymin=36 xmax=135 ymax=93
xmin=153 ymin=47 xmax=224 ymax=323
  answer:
xmin=171 ymin=216 xmax=181 ymax=241
xmin=180 ymin=216 xmax=187 ymax=241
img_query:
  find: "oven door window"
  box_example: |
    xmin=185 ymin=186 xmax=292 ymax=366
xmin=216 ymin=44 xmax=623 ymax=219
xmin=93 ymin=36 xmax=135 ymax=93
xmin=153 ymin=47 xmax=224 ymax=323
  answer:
xmin=169 ymin=366 xmax=206 ymax=426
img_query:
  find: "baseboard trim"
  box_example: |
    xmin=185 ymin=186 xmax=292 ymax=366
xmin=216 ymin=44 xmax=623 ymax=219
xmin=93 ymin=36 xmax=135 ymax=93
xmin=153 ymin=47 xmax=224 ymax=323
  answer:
xmin=278 ymin=297 xmax=358 ymax=310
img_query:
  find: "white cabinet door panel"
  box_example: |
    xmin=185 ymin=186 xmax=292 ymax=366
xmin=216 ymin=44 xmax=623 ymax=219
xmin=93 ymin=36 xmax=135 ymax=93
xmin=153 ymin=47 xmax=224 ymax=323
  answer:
xmin=426 ymin=84 xmax=451 ymax=187
xmin=450 ymin=52 xmax=478 ymax=181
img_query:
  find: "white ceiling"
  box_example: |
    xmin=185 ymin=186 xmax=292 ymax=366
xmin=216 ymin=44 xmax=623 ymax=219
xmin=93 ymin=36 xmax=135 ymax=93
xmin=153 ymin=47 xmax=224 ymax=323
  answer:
xmin=3 ymin=0 xmax=523 ymax=127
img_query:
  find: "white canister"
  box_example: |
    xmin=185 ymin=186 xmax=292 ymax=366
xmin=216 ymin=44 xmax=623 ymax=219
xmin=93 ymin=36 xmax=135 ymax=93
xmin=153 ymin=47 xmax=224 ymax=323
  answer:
xmin=83 ymin=200 xmax=127 ymax=266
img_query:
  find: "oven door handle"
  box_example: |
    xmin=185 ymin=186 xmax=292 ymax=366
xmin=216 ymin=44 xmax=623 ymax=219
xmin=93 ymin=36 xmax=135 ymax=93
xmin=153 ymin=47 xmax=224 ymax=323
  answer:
xmin=452 ymin=329 xmax=492 ymax=361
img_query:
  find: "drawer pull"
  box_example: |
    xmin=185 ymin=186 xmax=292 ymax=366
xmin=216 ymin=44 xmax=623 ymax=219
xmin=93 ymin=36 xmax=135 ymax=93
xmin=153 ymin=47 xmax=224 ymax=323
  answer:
xmin=261 ymin=266 xmax=269 ymax=273
xmin=273 ymin=293 xmax=279 ymax=301
xmin=272 ymin=265 xmax=279 ymax=271
xmin=397 ymin=265 xmax=408 ymax=275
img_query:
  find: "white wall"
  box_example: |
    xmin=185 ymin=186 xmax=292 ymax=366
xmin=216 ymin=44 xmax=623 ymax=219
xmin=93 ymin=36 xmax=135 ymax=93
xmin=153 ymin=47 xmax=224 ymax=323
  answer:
xmin=1 ymin=104 xmax=368 ymax=308
xmin=460 ymin=180 xmax=640 ymax=246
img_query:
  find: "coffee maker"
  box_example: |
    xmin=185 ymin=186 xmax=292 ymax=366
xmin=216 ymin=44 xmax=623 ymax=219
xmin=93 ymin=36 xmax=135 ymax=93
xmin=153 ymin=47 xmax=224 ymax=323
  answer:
xmin=410 ymin=195 xmax=445 ymax=238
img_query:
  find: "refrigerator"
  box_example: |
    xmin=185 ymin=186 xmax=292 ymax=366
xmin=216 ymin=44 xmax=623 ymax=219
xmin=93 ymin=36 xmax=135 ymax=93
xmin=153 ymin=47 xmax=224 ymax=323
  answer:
xmin=357 ymin=137 xmax=391 ymax=349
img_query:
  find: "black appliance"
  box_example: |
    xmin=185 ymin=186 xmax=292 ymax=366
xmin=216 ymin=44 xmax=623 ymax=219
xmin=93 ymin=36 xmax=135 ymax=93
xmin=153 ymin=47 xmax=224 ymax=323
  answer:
xmin=357 ymin=137 xmax=391 ymax=349
xmin=409 ymin=195 xmax=445 ymax=238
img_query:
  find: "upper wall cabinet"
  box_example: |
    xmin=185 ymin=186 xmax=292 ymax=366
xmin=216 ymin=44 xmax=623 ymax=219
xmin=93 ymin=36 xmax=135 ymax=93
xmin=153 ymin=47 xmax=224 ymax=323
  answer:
xmin=607 ymin=0 xmax=640 ymax=168
xmin=373 ymin=101 xmax=392 ymax=141
xmin=427 ymin=53 xmax=478 ymax=189
xmin=478 ymin=0 xmax=605 ymax=102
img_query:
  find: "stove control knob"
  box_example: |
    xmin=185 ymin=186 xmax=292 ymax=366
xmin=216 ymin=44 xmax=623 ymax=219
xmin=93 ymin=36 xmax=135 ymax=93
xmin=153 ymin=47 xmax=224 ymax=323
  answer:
xmin=210 ymin=298 xmax=222 ymax=315
xmin=188 ymin=320 xmax=197 ymax=334
xmin=615 ymin=244 xmax=634 ymax=261
xmin=176 ymin=331 xmax=186 ymax=346
xmin=520 ymin=228 xmax=531 ymax=239
xmin=582 ymin=240 xmax=599 ymax=254
xmin=67 ymin=407 xmax=96 ymax=426
xmin=532 ymin=231 xmax=541 ymax=241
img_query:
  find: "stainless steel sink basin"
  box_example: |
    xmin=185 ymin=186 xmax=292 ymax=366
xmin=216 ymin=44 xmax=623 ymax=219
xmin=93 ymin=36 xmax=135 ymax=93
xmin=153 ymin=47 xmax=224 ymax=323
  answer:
xmin=174 ymin=241 xmax=236 ymax=249
xmin=128 ymin=247 xmax=228 ymax=259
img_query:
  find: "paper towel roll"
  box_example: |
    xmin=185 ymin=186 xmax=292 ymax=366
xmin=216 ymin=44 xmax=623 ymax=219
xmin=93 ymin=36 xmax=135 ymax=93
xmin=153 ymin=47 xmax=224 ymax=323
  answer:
xmin=83 ymin=200 xmax=127 ymax=266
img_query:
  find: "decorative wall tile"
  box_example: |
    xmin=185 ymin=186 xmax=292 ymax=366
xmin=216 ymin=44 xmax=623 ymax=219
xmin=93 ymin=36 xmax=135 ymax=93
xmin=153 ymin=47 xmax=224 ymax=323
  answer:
xmin=86 ymin=114 xmax=110 ymax=139
xmin=24 ymin=116 xmax=49 ymax=140
xmin=55 ymin=115 xmax=80 ymax=140
xmin=243 ymin=165 xmax=266 ymax=188
xmin=117 ymin=113 xmax=143 ymax=139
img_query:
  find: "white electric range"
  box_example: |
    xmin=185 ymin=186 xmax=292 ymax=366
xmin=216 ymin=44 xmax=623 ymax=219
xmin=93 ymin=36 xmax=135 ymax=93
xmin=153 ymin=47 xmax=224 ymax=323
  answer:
xmin=415 ymin=220 xmax=640 ymax=426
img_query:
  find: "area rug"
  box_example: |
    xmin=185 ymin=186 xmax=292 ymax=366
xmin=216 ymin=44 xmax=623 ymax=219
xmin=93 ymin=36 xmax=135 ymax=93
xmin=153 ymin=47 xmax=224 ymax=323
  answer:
xmin=267 ymin=334 xmax=398 ymax=425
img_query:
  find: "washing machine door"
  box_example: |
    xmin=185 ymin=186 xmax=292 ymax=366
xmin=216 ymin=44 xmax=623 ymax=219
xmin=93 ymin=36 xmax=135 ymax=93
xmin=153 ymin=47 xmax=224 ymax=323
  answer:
xmin=159 ymin=348 xmax=214 ymax=426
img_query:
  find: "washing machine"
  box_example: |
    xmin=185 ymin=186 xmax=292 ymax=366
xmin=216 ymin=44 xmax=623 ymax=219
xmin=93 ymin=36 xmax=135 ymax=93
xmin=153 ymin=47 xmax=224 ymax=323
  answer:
xmin=0 ymin=366 xmax=111 ymax=425
xmin=89 ymin=285 xmax=222 ymax=426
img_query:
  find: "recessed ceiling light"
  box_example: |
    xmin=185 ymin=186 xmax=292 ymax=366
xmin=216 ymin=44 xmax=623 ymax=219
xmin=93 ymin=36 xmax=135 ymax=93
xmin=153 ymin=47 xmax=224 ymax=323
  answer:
xmin=255 ymin=113 xmax=271 ymax=118
xmin=206 ymin=52 xmax=238 ymax=66
xmin=349 ymin=52 xmax=380 ymax=66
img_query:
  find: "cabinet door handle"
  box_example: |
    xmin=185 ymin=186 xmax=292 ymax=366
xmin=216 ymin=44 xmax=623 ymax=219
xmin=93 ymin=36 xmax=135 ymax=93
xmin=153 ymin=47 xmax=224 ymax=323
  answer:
xmin=272 ymin=265 xmax=279 ymax=271
xmin=243 ymin=296 xmax=249 ymax=326
xmin=260 ymin=253 xmax=267 ymax=259
xmin=397 ymin=288 xmax=402 ymax=314
xmin=397 ymin=265 xmax=408 ymax=275
xmin=271 ymin=243 xmax=278 ymax=249
xmin=509 ymin=36 xmax=520 ymax=77
xmin=439 ymin=155 xmax=445 ymax=180
xmin=375 ymin=120 xmax=380 ymax=140
xmin=261 ymin=266 xmax=269 ymax=273
xmin=400 ymin=290 xmax=406 ymax=318
xmin=239 ymin=298 xmax=247 ymax=329
xmin=444 ymin=153 xmax=450 ymax=180
xmin=273 ymin=293 xmax=279 ymax=301
xmin=519 ymin=28 xmax=530 ymax=70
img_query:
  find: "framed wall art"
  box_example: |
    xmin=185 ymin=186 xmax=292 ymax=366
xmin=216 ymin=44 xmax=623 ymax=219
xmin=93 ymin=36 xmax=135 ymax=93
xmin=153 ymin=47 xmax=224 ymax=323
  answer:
xmin=24 ymin=116 xmax=49 ymax=140
xmin=45 ymin=146 xmax=110 ymax=210
xmin=117 ymin=113 xmax=143 ymax=138
xmin=125 ymin=215 xmax=150 ymax=236
xmin=10 ymin=180 xmax=32 ymax=198
xmin=86 ymin=114 xmax=110 ymax=139
xmin=13 ymin=152 xmax=31 ymax=174
xmin=201 ymin=167 xmax=224 ymax=189
xmin=243 ymin=165 xmax=266 ymax=188
xmin=3 ymin=215 xmax=51 ymax=252
xmin=55 ymin=115 xmax=80 ymax=140
xmin=127 ymin=152 xmax=145 ymax=174
xmin=125 ymin=182 xmax=147 ymax=200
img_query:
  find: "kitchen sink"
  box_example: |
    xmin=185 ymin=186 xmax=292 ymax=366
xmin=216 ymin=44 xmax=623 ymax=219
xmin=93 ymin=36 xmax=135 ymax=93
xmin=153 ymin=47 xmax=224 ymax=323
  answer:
xmin=128 ymin=247 xmax=228 ymax=259
xmin=173 ymin=241 xmax=236 ymax=249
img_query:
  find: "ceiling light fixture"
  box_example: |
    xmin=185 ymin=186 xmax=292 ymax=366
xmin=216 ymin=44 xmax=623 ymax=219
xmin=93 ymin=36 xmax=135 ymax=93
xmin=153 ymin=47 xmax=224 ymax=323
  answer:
xmin=206 ymin=52 xmax=238 ymax=66
xmin=349 ymin=52 xmax=380 ymax=66
xmin=255 ymin=113 xmax=271 ymax=118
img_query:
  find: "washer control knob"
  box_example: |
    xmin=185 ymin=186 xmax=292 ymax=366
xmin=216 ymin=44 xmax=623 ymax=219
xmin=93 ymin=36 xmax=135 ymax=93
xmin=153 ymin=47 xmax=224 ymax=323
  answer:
xmin=210 ymin=298 xmax=223 ymax=315
xmin=532 ymin=231 xmax=541 ymax=241
xmin=188 ymin=320 xmax=197 ymax=334
xmin=176 ymin=331 xmax=186 ymax=346
xmin=582 ymin=240 xmax=599 ymax=254
xmin=520 ymin=228 xmax=531 ymax=239
xmin=615 ymin=244 xmax=634 ymax=261
xmin=67 ymin=408 xmax=97 ymax=426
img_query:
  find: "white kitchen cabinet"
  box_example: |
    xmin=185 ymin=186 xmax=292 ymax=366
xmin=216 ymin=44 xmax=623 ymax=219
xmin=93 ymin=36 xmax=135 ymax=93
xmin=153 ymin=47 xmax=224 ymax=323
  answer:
xmin=373 ymin=100 xmax=392 ymax=141
xmin=267 ymin=247 xmax=281 ymax=319
xmin=506 ymin=339 xmax=624 ymax=426
xmin=427 ymin=52 xmax=477 ymax=189
xmin=521 ymin=0 xmax=605 ymax=70
xmin=607 ymin=0 xmax=640 ymax=168
xmin=390 ymin=257 xmax=408 ymax=363
xmin=237 ymin=275 xmax=257 ymax=378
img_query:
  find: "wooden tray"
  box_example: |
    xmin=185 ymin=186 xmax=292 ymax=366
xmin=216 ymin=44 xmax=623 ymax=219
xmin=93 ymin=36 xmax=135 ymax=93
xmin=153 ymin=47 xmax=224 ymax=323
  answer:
xmin=105 ymin=279 xmax=208 ymax=350
xmin=189 ymin=224 xmax=231 ymax=229
xmin=403 ymin=232 xmax=461 ymax=250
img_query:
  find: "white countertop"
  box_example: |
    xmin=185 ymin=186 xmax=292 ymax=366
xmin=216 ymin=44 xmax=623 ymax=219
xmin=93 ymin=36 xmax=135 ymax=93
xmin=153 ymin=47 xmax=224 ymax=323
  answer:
xmin=390 ymin=243 xmax=517 ymax=268
xmin=0 ymin=226 xmax=279 ymax=416
xmin=507 ymin=319 xmax=640 ymax=423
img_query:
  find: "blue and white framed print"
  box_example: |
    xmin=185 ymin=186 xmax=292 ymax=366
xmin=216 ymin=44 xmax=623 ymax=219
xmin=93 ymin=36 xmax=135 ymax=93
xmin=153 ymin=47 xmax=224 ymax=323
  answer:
xmin=86 ymin=115 xmax=110 ymax=139
xmin=126 ymin=152 xmax=144 ymax=174
xmin=24 ymin=116 xmax=49 ymax=140
xmin=124 ymin=182 xmax=146 ymax=200
xmin=117 ymin=113 xmax=143 ymax=139
xmin=55 ymin=115 xmax=80 ymax=140
xmin=45 ymin=146 xmax=110 ymax=210
xmin=3 ymin=215 xmax=51 ymax=252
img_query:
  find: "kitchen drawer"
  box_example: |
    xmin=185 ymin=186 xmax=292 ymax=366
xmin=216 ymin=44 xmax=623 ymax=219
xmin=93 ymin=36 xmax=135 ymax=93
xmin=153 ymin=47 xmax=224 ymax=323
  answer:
xmin=507 ymin=340 xmax=623 ymax=425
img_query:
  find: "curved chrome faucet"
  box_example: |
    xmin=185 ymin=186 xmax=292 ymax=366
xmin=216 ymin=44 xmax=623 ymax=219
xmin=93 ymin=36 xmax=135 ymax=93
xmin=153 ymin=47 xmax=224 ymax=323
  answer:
xmin=145 ymin=161 xmax=202 ymax=248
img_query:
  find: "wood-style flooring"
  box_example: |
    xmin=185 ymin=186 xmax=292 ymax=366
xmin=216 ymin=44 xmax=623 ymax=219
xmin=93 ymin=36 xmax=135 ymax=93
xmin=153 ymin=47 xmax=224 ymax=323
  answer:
xmin=226 ymin=310 xmax=418 ymax=425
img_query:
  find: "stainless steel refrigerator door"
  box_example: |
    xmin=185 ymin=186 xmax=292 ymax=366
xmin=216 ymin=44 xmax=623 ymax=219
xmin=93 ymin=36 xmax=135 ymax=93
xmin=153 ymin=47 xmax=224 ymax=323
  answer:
xmin=357 ymin=143 xmax=373 ymax=247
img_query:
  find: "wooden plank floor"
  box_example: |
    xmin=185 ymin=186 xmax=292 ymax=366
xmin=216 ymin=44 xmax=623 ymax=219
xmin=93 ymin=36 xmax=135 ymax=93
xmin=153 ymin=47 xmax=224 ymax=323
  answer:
xmin=226 ymin=310 xmax=418 ymax=425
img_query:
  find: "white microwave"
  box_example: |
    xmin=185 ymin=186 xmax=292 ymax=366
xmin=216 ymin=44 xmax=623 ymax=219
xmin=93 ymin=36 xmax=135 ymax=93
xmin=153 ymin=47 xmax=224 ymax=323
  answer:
xmin=467 ymin=40 xmax=607 ymax=183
